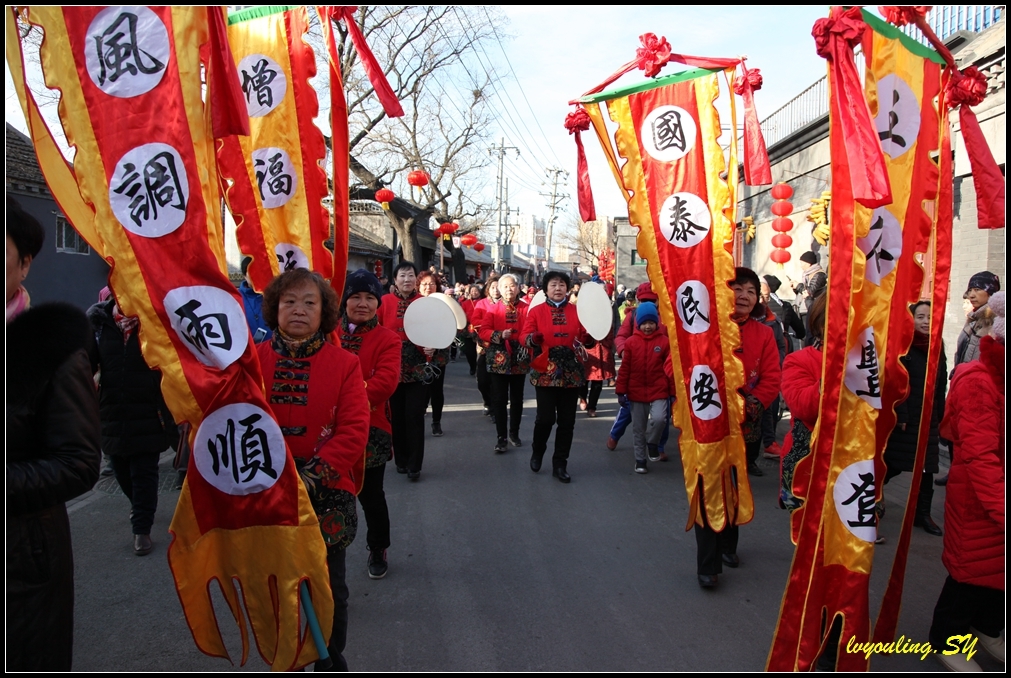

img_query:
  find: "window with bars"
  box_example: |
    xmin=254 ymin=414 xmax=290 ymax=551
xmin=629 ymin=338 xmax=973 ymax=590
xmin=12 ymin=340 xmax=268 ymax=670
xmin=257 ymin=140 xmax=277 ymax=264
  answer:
xmin=630 ymin=249 xmax=647 ymax=266
xmin=55 ymin=216 xmax=91 ymax=255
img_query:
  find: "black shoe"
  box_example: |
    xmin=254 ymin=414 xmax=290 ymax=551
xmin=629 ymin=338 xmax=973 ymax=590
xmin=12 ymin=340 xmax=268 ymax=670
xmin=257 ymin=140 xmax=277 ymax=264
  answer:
xmin=698 ymin=574 xmax=718 ymax=589
xmin=934 ymin=474 xmax=948 ymax=487
xmin=494 ymin=438 xmax=508 ymax=454
xmin=747 ymin=462 xmax=764 ymax=477
xmin=134 ymin=534 xmax=153 ymax=556
xmin=483 ymin=407 xmax=491 ymax=417
xmin=470 ymin=369 xmax=477 ymax=376
xmin=635 ymin=459 xmax=648 ymax=474
xmin=722 ymin=553 xmax=740 ymax=568
xmin=396 ymin=466 xmax=408 ymax=474
xmin=530 ymin=455 xmax=543 ymax=473
xmin=101 ymin=460 xmax=115 ymax=478
xmin=432 ymin=422 xmax=443 ymax=436
xmin=174 ymin=470 xmax=186 ymax=490
xmin=914 ymin=514 xmax=943 ymax=536
xmin=552 ymin=467 xmax=571 ymax=483
xmin=647 ymin=444 xmax=660 ymax=462
xmin=407 ymin=471 xmax=420 ymax=481
xmin=509 ymin=435 xmax=522 ymax=447
xmin=368 ymin=549 xmax=388 ymax=579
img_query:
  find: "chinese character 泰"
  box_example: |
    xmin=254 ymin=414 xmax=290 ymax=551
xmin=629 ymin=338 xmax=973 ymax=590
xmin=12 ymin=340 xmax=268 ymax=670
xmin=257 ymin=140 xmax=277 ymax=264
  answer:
xmin=680 ymin=285 xmax=710 ymax=327
xmin=668 ymin=195 xmax=707 ymax=243
xmin=854 ymin=339 xmax=881 ymax=399
xmin=93 ymin=11 xmax=165 ymax=87
xmin=878 ymin=89 xmax=907 ymax=149
xmin=692 ymin=371 xmax=721 ymax=413
xmin=241 ymin=58 xmax=279 ymax=109
xmin=174 ymin=299 xmax=233 ymax=356
xmin=840 ymin=471 xmax=877 ymax=528
xmin=254 ymin=152 xmax=293 ymax=201
xmin=111 ymin=152 xmax=186 ymax=229
xmin=652 ymin=109 xmax=687 ymax=153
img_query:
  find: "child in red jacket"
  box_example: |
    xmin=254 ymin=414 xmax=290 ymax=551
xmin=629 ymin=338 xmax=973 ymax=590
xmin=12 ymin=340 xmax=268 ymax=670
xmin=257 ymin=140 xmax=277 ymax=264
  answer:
xmin=615 ymin=302 xmax=674 ymax=474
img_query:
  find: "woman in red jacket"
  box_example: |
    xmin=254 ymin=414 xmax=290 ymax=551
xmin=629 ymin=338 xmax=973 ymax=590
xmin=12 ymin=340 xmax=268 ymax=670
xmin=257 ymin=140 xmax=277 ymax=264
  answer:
xmin=339 ymin=269 xmax=401 ymax=580
xmin=478 ymin=273 xmax=530 ymax=453
xmin=927 ymin=308 xmax=1004 ymax=670
xmin=257 ymin=268 xmax=370 ymax=671
xmin=417 ymin=270 xmax=451 ymax=437
xmin=520 ymin=271 xmax=590 ymax=483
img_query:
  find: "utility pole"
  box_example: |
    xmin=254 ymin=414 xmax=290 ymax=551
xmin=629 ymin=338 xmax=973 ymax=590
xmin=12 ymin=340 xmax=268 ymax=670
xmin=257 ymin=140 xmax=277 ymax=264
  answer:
xmin=489 ymin=138 xmax=519 ymax=272
xmin=541 ymin=167 xmax=568 ymax=281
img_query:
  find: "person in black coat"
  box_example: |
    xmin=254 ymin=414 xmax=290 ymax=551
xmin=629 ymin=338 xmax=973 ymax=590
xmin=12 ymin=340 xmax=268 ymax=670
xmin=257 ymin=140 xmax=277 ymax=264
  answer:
xmin=7 ymin=196 xmax=101 ymax=671
xmin=883 ymin=301 xmax=947 ymax=536
xmin=88 ymin=294 xmax=179 ymax=555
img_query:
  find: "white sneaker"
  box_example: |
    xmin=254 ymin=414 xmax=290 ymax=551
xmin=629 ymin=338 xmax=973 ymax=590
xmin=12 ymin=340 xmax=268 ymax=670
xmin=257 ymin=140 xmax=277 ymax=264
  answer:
xmin=936 ymin=651 xmax=983 ymax=672
xmin=971 ymin=628 xmax=1005 ymax=663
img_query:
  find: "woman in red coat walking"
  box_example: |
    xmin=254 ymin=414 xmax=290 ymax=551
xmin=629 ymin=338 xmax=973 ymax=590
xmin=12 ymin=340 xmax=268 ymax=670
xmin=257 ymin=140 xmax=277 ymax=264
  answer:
xmin=339 ymin=269 xmax=401 ymax=580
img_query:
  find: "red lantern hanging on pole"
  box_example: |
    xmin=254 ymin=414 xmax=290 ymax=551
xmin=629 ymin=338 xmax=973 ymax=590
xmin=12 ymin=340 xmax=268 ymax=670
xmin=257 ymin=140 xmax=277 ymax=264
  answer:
xmin=473 ymin=242 xmax=485 ymax=253
xmin=442 ymin=222 xmax=459 ymax=235
xmin=769 ymin=182 xmax=794 ymax=268
xmin=460 ymin=233 xmax=477 ymax=248
xmin=407 ymin=170 xmax=429 ymax=188
xmin=375 ymin=188 xmax=395 ymax=210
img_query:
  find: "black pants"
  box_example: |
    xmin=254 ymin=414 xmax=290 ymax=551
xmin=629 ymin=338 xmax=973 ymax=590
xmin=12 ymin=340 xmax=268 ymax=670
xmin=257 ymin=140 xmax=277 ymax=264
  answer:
xmin=579 ymin=380 xmax=604 ymax=411
xmin=745 ymin=438 xmax=761 ymax=466
xmin=491 ymin=373 xmax=526 ymax=441
xmin=390 ymin=381 xmax=429 ymax=473
xmin=358 ymin=464 xmax=390 ymax=551
xmin=425 ymin=367 xmax=445 ymax=424
xmin=761 ymin=394 xmax=781 ymax=448
xmin=111 ymin=452 xmax=161 ymax=535
xmin=929 ymin=575 xmax=1005 ymax=652
xmin=883 ymin=465 xmax=935 ymax=517
xmin=476 ymin=353 xmax=492 ymax=409
xmin=532 ymin=386 xmax=579 ymax=468
xmin=461 ymin=337 xmax=477 ymax=374
xmin=317 ymin=548 xmax=349 ymax=671
xmin=694 ymin=473 xmax=740 ymax=575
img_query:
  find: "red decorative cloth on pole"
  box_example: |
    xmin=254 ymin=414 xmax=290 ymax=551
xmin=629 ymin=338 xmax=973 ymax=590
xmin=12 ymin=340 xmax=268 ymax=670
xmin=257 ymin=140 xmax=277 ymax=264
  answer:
xmin=565 ymin=107 xmax=596 ymax=223
xmin=733 ymin=62 xmax=772 ymax=186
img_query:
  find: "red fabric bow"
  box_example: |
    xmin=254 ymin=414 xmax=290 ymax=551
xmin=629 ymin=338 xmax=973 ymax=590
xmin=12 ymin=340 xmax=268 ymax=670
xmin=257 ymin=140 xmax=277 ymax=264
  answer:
xmin=813 ymin=7 xmax=891 ymax=207
xmin=946 ymin=66 xmax=988 ymax=107
xmin=734 ymin=64 xmax=772 ymax=186
xmin=636 ymin=33 xmax=672 ymax=78
xmin=732 ymin=67 xmax=763 ymax=95
xmin=877 ymin=5 xmax=931 ymax=27
xmin=565 ymin=107 xmax=596 ymax=223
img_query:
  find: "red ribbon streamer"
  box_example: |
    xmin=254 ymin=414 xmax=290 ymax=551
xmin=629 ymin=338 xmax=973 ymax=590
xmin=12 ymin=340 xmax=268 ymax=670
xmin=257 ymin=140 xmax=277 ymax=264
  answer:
xmin=205 ymin=6 xmax=250 ymax=138
xmin=329 ymin=6 xmax=404 ymax=118
xmin=813 ymin=6 xmax=892 ymax=208
xmin=319 ymin=7 xmax=350 ymax=300
xmin=564 ymin=108 xmax=596 ymax=223
xmin=734 ymin=63 xmax=772 ymax=186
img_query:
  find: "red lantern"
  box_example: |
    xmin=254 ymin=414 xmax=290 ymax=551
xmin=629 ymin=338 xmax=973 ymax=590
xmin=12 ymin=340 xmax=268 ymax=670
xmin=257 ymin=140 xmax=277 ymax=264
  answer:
xmin=460 ymin=233 xmax=478 ymax=248
xmin=474 ymin=242 xmax=485 ymax=253
xmin=442 ymin=222 xmax=459 ymax=235
xmin=770 ymin=249 xmax=791 ymax=264
xmin=771 ymin=234 xmax=793 ymax=249
xmin=475 ymin=263 xmax=482 ymax=278
xmin=770 ymin=182 xmax=794 ymax=200
xmin=770 ymin=201 xmax=794 ymax=217
xmin=772 ymin=217 xmax=793 ymax=233
xmin=374 ymin=259 xmax=383 ymax=277
xmin=432 ymin=224 xmax=443 ymax=237
xmin=374 ymin=188 xmax=395 ymax=209
xmin=407 ymin=170 xmax=429 ymax=188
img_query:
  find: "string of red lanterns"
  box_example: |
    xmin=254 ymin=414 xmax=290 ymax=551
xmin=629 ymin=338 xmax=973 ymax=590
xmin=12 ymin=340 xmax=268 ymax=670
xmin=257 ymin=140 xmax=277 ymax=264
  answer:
xmin=769 ymin=182 xmax=793 ymax=266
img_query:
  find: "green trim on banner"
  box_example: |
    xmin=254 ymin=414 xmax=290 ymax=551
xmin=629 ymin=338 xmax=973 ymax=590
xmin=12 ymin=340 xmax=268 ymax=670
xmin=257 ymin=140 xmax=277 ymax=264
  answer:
xmin=577 ymin=67 xmax=723 ymax=104
xmin=227 ymin=6 xmax=297 ymax=25
xmin=861 ymin=9 xmax=948 ymax=65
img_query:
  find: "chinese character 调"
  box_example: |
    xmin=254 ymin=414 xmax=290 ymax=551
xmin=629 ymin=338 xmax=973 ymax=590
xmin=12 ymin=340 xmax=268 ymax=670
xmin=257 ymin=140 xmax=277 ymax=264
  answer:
xmin=111 ymin=152 xmax=187 ymax=229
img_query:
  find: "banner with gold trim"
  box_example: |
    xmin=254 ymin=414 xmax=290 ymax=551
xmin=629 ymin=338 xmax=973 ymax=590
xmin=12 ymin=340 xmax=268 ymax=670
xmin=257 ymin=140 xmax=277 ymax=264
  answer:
xmin=8 ymin=7 xmax=332 ymax=670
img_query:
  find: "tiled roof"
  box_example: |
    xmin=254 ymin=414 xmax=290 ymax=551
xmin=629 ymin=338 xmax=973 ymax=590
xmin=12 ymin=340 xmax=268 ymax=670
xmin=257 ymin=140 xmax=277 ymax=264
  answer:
xmin=5 ymin=123 xmax=50 ymax=195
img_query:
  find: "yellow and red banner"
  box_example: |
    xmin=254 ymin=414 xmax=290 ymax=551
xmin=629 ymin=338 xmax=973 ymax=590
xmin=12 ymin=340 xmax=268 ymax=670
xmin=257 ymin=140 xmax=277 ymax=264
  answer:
xmin=768 ymin=10 xmax=951 ymax=671
xmin=580 ymin=67 xmax=749 ymax=532
xmin=218 ymin=6 xmax=331 ymax=291
xmin=9 ymin=7 xmax=331 ymax=670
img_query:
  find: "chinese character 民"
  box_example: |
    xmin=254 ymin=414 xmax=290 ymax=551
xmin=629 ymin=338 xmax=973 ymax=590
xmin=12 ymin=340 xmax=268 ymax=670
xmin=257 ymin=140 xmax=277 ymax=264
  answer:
xmin=854 ymin=339 xmax=881 ymax=399
xmin=652 ymin=109 xmax=687 ymax=153
xmin=840 ymin=471 xmax=877 ymax=528
xmin=111 ymin=152 xmax=186 ymax=229
xmin=878 ymin=89 xmax=907 ymax=149
xmin=241 ymin=58 xmax=279 ymax=109
xmin=207 ymin=415 xmax=277 ymax=485
xmin=865 ymin=215 xmax=896 ymax=279
xmin=669 ymin=195 xmax=707 ymax=243
xmin=174 ymin=299 xmax=233 ymax=356
xmin=680 ymin=286 xmax=709 ymax=327
xmin=254 ymin=153 xmax=293 ymax=201
xmin=692 ymin=372 xmax=721 ymax=413
xmin=93 ymin=11 xmax=165 ymax=87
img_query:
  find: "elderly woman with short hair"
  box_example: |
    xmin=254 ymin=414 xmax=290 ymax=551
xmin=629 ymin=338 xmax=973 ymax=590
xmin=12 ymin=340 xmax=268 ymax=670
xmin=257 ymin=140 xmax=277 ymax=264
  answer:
xmin=478 ymin=272 xmax=530 ymax=453
xmin=258 ymin=267 xmax=370 ymax=671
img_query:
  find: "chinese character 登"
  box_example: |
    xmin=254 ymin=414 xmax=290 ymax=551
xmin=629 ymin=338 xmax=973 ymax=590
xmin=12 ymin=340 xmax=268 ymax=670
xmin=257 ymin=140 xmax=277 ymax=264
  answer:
xmin=691 ymin=372 xmax=721 ymax=413
xmin=93 ymin=11 xmax=165 ymax=87
xmin=254 ymin=153 xmax=293 ymax=201
xmin=652 ymin=109 xmax=686 ymax=153
xmin=276 ymin=249 xmax=298 ymax=271
xmin=669 ymin=195 xmax=706 ymax=243
xmin=840 ymin=471 xmax=877 ymax=528
xmin=854 ymin=339 xmax=881 ymax=399
xmin=878 ymin=89 xmax=907 ymax=149
xmin=680 ymin=286 xmax=709 ymax=327
xmin=112 ymin=152 xmax=186 ymax=228
xmin=241 ymin=58 xmax=279 ymax=109
xmin=174 ymin=299 xmax=233 ymax=355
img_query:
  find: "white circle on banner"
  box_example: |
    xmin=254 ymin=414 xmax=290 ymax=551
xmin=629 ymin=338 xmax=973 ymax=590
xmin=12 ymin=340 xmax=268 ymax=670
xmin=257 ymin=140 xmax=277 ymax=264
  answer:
xmin=874 ymin=74 xmax=920 ymax=159
xmin=85 ymin=6 xmax=170 ymax=98
xmin=164 ymin=286 xmax=249 ymax=369
xmin=252 ymin=147 xmax=297 ymax=209
xmin=109 ymin=143 xmax=189 ymax=237
xmin=194 ymin=403 xmax=286 ymax=496
xmin=833 ymin=459 xmax=878 ymax=542
xmin=688 ymin=364 xmax=723 ymax=421
xmin=844 ymin=326 xmax=882 ymax=409
xmin=858 ymin=207 xmax=902 ymax=285
xmin=675 ymin=280 xmax=712 ymax=334
xmin=274 ymin=243 xmax=309 ymax=272
xmin=237 ymin=54 xmax=287 ymax=118
xmin=641 ymin=105 xmax=697 ymax=162
xmin=659 ymin=192 xmax=711 ymax=248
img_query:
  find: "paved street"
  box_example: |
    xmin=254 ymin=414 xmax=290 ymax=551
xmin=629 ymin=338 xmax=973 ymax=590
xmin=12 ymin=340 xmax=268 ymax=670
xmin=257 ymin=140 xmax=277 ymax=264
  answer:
xmin=67 ymin=359 xmax=997 ymax=671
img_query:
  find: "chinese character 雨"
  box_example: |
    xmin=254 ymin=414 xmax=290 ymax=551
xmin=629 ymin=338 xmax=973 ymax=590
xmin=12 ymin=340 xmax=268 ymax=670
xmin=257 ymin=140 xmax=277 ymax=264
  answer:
xmin=174 ymin=299 xmax=233 ymax=356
